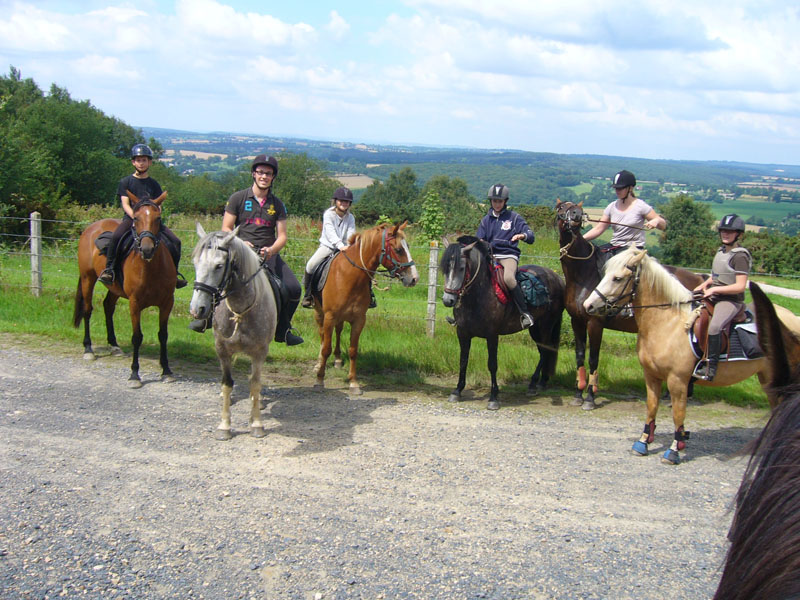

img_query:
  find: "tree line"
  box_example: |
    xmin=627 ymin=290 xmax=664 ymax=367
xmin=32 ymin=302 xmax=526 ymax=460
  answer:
xmin=2 ymin=67 xmax=800 ymax=275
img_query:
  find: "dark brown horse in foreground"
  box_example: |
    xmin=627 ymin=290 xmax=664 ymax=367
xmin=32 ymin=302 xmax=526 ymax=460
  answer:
xmin=73 ymin=191 xmax=176 ymax=387
xmin=312 ymin=222 xmax=419 ymax=395
xmin=441 ymin=236 xmax=564 ymax=410
xmin=715 ymin=282 xmax=800 ymax=599
xmin=556 ymin=199 xmax=705 ymax=410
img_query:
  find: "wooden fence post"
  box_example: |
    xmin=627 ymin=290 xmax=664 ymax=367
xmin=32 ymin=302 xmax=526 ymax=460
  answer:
xmin=426 ymin=240 xmax=439 ymax=337
xmin=30 ymin=211 xmax=42 ymax=297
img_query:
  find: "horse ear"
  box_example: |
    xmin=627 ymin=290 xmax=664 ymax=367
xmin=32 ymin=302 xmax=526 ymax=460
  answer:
xmin=556 ymin=197 xmax=562 ymax=206
xmin=196 ymin=222 xmax=207 ymax=238
xmin=153 ymin=191 xmax=167 ymax=206
xmin=751 ymin=282 xmax=795 ymax=399
xmin=127 ymin=190 xmax=139 ymax=205
xmin=442 ymin=236 xmax=450 ymax=248
xmin=220 ymin=227 xmax=239 ymax=248
xmin=577 ymin=201 xmax=583 ymax=208
xmin=630 ymin=248 xmax=648 ymax=266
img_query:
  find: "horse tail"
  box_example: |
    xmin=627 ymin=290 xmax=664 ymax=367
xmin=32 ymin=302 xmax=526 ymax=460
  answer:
xmin=73 ymin=279 xmax=85 ymax=328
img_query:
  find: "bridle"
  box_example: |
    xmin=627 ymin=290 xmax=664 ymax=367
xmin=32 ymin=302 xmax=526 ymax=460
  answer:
xmin=557 ymin=203 xmax=596 ymax=261
xmin=591 ymin=262 xmax=641 ymax=315
xmin=443 ymin=243 xmax=481 ymax=298
xmin=343 ymin=228 xmax=415 ymax=279
xmin=192 ymin=239 xmax=264 ymax=304
xmin=131 ymin=199 xmax=162 ymax=253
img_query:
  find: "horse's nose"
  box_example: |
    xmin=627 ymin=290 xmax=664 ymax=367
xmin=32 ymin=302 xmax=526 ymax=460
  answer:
xmin=442 ymin=293 xmax=455 ymax=308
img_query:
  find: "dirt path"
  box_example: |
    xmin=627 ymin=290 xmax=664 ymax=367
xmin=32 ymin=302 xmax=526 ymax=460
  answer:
xmin=0 ymin=338 xmax=769 ymax=599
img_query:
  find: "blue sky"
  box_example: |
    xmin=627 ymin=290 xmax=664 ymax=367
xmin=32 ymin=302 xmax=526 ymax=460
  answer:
xmin=2 ymin=0 xmax=799 ymax=165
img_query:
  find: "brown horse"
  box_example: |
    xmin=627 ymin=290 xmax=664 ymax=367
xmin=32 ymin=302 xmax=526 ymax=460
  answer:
xmin=311 ymin=222 xmax=419 ymax=395
xmin=556 ymin=199 xmax=705 ymax=410
xmin=583 ymin=248 xmax=800 ymax=464
xmin=714 ymin=282 xmax=800 ymax=599
xmin=73 ymin=191 xmax=177 ymax=387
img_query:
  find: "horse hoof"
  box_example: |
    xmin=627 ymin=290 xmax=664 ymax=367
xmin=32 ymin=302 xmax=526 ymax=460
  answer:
xmin=334 ymin=359 xmax=343 ymax=368
xmin=83 ymin=352 xmax=96 ymax=361
xmin=215 ymin=429 xmax=233 ymax=441
xmin=110 ymin=346 xmax=125 ymax=357
xmin=632 ymin=441 xmax=649 ymax=456
xmin=526 ymin=386 xmax=539 ymax=397
xmin=314 ymin=380 xmax=325 ymax=389
xmin=161 ymin=374 xmax=176 ymax=384
xmin=448 ymin=393 xmax=461 ymax=403
xmin=349 ymin=386 xmax=362 ymax=396
xmin=487 ymin=400 xmax=500 ymax=411
xmin=251 ymin=426 xmax=265 ymax=438
xmin=128 ymin=379 xmax=143 ymax=389
xmin=569 ymin=396 xmax=584 ymax=407
xmin=661 ymin=449 xmax=681 ymax=465
xmin=581 ymin=400 xmax=597 ymax=411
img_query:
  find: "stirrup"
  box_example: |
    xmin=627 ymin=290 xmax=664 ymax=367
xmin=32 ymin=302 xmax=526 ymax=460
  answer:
xmin=98 ymin=268 xmax=114 ymax=283
xmin=176 ymin=272 xmax=188 ymax=289
xmin=693 ymin=360 xmax=714 ymax=381
xmin=301 ymin=296 xmax=314 ymax=308
xmin=445 ymin=315 xmax=456 ymax=326
xmin=520 ymin=313 xmax=534 ymax=329
xmin=369 ymin=291 xmax=377 ymax=309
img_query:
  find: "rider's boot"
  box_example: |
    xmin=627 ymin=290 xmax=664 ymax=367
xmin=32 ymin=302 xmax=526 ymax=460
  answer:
xmin=695 ymin=333 xmax=721 ymax=381
xmin=300 ymin=272 xmax=313 ymax=308
xmin=510 ymin=285 xmax=534 ymax=329
xmin=98 ymin=240 xmax=118 ymax=284
xmin=369 ymin=289 xmax=377 ymax=309
xmin=276 ymin=300 xmax=304 ymax=346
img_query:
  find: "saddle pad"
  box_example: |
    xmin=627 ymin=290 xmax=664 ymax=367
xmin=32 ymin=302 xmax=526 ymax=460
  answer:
xmin=688 ymin=323 xmax=764 ymax=361
xmin=517 ymin=270 xmax=550 ymax=307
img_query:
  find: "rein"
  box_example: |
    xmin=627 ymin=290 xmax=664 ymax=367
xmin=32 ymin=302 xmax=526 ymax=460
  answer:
xmin=594 ymin=262 xmax=694 ymax=314
xmin=443 ymin=245 xmax=482 ymax=298
xmin=342 ymin=230 xmax=415 ymax=279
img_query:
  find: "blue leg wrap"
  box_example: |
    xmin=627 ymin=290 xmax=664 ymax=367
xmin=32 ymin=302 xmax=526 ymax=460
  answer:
xmin=632 ymin=440 xmax=648 ymax=456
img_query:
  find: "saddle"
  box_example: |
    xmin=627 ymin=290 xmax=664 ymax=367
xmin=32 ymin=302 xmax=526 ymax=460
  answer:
xmin=689 ymin=299 xmax=763 ymax=361
xmin=492 ymin=263 xmax=550 ymax=308
xmin=308 ymin=252 xmax=337 ymax=299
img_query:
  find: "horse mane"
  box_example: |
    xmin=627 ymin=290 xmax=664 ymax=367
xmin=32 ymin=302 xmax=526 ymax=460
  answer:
xmin=441 ymin=235 xmax=492 ymax=272
xmin=192 ymin=231 xmax=269 ymax=297
xmin=605 ymin=247 xmax=692 ymax=309
xmin=714 ymin=393 xmax=800 ymax=600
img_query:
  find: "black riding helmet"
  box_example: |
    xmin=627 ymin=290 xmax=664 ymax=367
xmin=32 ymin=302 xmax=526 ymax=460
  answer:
xmin=610 ymin=170 xmax=636 ymax=189
xmin=333 ymin=186 xmax=354 ymax=202
xmin=252 ymin=154 xmax=279 ymax=177
xmin=488 ymin=184 xmax=510 ymax=201
xmin=718 ymin=214 xmax=746 ymax=232
xmin=131 ymin=144 xmax=153 ymax=159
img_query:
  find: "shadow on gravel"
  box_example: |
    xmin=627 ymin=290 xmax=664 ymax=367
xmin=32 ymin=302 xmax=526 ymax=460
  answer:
xmin=263 ymin=387 xmax=398 ymax=457
xmin=641 ymin=425 xmax=761 ymax=464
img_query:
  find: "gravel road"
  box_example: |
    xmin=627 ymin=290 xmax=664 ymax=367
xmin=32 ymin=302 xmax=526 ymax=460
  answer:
xmin=0 ymin=338 xmax=769 ymax=599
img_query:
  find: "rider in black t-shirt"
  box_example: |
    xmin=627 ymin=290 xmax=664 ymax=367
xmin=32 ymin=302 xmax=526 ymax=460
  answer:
xmin=98 ymin=144 xmax=186 ymax=287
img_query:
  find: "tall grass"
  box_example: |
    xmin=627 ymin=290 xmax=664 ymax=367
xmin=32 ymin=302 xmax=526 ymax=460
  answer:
xmin=0 ymin=214 xmax=790 ymax=408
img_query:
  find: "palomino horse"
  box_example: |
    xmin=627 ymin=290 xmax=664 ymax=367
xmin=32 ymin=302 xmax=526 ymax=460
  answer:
xmin=583 ymin=248 xmax=800 ymax=464
xmin=189 ymin=224 xmax=277 ymax=440
xmin=73 ymin=191 xmax=176 ymax=387
xmin=441 ymin=235 xmax=565 ymax=410
xmin=714 ymin=282 xmax=800 ymax=600
xmin=556 ymin=199 xmax=705 ymax=410
xmin=312 ymin=222 xmax=419 ymax=395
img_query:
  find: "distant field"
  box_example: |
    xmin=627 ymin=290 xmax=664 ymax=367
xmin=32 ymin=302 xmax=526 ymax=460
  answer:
xmin=164 ymin=149 xmax=228 ymax=160
xmin=335 ymin=174 xmax=374 ymax=189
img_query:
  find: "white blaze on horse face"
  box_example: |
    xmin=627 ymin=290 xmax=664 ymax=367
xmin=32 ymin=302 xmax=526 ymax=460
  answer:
xmin=583 ymin=267 xmax=623 ymax=314
xmin=399 ymin=239 xmax=419 ymax=287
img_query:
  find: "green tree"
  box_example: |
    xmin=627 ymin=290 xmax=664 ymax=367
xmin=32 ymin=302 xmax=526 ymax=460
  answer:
xmin=659 ymin=195 xmax=718 ymax=267
xmin=273 ymin=152 xmax=339 ymax=218
xmin=353 ymin=167 xmax=420 ymax=225
xmin=421 ymin=175 xmax=482 ymax=234
xmin=417 ymin=191 xmax=445 ymax=243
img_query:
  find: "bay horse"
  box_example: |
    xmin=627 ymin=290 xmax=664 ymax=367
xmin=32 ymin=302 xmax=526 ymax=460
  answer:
xmin=715 ymin=282 xmax=800 ymax=600
xmin=441 ymin=235 xmax=564 ymax=410
xmin=189 ymin=224 xmax=277 ymax=440
xmin=556 ymin=199 xmax=706 ymax=410
xmin=583 ymin=248 xmax=800 ymax=464
xmin=311 ymin=222 xmax=419 ymax=395
xmin=73 ymin=191 xmax=176 ymax=388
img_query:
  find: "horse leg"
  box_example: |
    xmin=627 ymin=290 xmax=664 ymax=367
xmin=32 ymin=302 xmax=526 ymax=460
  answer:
xmin=448 ymin=329 xmax=472 ymax=403
xmin=632 ymin=372 xmax=662 ymax=456
xmin=582 ymin=320 xmax=604 ymax=411
xmin=662 ymin=374 xmax=690 ymax=465
xmin=157 ymin=301 xmax=174 ymax=382
xmin=216 ymin=349 xmax=235 ymax=441
xmin=346 ymin=316 xmax=366 ymax=396
xmin=486 ymin=335 xmax=500 ymax=411
xmin=248 ymin=356 xmax=266 ymax=438
xmin=128 ymin=302 xmax=143 ymax=388
xmin=103 ymin=292 xmax=123 ymax=356
xmin=314 ymin=317 xmax=334 ymax=389
xmin=77 ymin=276 xmax=96 ymax=360
xmin=333 ymin=322 xmax=344 ymax=368
xmin=570 ymin=316 xmax=588 ymax=406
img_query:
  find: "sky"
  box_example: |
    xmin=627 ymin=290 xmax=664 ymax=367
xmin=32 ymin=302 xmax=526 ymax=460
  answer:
xmin=2 ymin=0 xmax=799 ymax=165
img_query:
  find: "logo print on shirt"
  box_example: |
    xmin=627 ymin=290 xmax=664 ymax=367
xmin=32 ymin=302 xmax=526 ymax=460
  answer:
xmin=244 ymin=200 xmax=253 ymax=212
xmin=501 ymin=220 xmax=512 ymax=231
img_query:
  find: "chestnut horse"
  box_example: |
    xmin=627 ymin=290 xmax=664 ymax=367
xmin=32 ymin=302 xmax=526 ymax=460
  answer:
xmin=556 ymin=199 xmax=706 ymax=410
xmin=312 ymin=222 xmax=419 ymax=395
xmin=441 ymin=236 xmax=565 ymax=410
xmin=715 ymin=282 xmax=800 ymax=599
xmin=583 ymin=248 xmax=800 ymax=464
xmin=73 ymin=191 xmax=177 ymax=387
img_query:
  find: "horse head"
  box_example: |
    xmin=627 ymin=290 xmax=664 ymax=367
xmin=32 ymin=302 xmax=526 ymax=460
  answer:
xmin=440 ymin=235 xmax=489 ymax=307
xmin=583 ymin=247 xmax=647 ymax=315
xmin=189 ymin=223 xmax=240 ymax=320
xmin=128 ymin=189 xmax=167 ymax=261
xmin=556 ymin=199 xmax=585 ymax=234
xmin=378 ymin=221 xmax=419 ymax=286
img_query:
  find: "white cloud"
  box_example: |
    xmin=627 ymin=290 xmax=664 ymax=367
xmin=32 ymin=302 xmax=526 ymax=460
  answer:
xmin=325 ymin=10 xmax=350 ymax=41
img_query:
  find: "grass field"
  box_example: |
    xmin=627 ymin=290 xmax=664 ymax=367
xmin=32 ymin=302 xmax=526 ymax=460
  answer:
xmin=1 ymin=214 xmax=796 ymax=409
